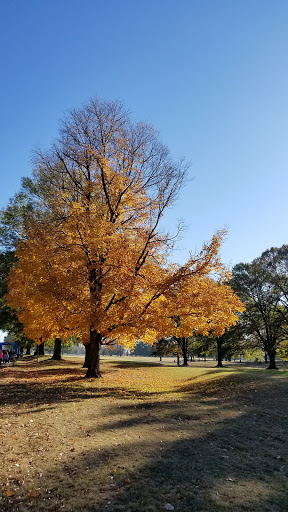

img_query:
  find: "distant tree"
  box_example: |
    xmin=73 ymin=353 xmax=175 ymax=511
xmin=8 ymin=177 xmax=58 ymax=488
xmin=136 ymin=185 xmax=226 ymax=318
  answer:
xmin=0 ymin=177 xmax=40 ymax=252
xmin=213 ymin=324 xmax=246 ymax=367
xmin=260 ymin=245 xmax=288 ymax=336
xmin=0 ymin=250 xmax=33 ymax=351
xmin=231 ymin=250 xmax=288 ymax=369
xmin=131 ymin=341 xmax=153 ymax=356
xmin=153 ymin=337 xmax=176 ymax=361
xmin=187 ymin=334 xmax=215 ymax=361
xmin=277 ymin=340 xmax=288 ymax=361
xmin=0 ymin=179 xmax=49 ymax=354
xmin=113 ymin=344 xmax=125 ymax=356
xmin=0 ymin=251 xmax=16 ymax=329
xmin=175 ymin=337 xmax=190 ymax=366
xmin=155 ymin=335 xmax=212 ymax=366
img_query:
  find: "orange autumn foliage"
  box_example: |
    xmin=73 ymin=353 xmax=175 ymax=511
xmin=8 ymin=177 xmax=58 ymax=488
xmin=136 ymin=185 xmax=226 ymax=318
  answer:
xmin=7 ymin=98 xmax=244 ymax=376
xmin=8 ymin=218 xmax=243 ymax=347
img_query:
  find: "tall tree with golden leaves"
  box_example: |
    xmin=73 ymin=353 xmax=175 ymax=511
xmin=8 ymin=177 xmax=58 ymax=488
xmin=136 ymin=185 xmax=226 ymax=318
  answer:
xmin=7 ymin=98 xmax=244 ymax=377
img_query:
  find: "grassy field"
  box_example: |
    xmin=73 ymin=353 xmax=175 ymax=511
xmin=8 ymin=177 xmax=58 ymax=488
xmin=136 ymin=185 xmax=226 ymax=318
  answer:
xmin=0 ymin=356 xmax=288 ymax=512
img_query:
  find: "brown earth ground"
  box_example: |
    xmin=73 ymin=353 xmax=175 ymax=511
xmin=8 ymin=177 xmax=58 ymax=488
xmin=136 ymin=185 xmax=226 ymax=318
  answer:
xmin=0 ymin=356 xmax=288 ymax=512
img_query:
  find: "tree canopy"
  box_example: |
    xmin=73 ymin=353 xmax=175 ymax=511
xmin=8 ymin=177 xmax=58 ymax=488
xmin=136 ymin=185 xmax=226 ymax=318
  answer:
xmin=6 ymin=97 xmax=244 ymax=377
xmin=231 ymin=246 xmax=288 ymax=369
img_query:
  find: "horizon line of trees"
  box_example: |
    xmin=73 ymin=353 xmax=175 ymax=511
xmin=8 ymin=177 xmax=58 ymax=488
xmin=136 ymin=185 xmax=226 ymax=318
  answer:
xmin=2 ymin=243 xmax=287 ymax=370
xmin=152 ymin=244 xmax=288 ymax=369
xmin=1 ymin=239 xmax=288 ymax=369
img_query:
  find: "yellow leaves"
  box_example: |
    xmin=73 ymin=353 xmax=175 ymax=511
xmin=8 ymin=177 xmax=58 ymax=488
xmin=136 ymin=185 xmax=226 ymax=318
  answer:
xmin=7 ymin=160 xmax=243 ymax=348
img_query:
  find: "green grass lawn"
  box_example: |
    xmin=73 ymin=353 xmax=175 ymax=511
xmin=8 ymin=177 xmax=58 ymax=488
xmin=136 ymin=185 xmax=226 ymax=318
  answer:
xmin=1 ymin=356 xmax=288 ymax=512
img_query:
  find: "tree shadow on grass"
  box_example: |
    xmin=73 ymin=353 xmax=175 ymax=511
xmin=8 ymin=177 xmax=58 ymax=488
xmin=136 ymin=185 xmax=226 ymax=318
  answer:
xmin=38 ymin=357 xmax=85 ymax=366
xmin=0 ymin=365 xmax=236 ymax=411
xmin=85 ymin=368 xmax=288 ymax=435
xmin=175 ymin=369 xmax=288 ymax=405
xmin=0 ymin=382 xmax=155 ymax=410
xmin=1 ymin=359 xmax=288 ymax=412
xmin=1 ymin=367 xmax=85 ymax=380
xmin=2 ymin=379 xmax=288 ymax=512
xmin=104 ymin=359 xmax=162 ymax=368
xmin=1 ymin=360 xmax=288 ymax=512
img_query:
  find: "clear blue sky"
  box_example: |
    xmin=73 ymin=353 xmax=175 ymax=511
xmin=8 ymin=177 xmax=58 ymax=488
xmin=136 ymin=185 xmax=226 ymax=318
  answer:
xmin=1 ymin=0 xmax=287 ymax=268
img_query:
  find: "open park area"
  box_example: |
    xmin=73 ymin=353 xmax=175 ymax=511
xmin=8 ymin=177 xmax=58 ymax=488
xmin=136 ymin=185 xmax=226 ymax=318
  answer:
xmin=1 ymin=3 xmax=288 ymax=511
xmin=1 ymin=356 xmax=288 ymax=512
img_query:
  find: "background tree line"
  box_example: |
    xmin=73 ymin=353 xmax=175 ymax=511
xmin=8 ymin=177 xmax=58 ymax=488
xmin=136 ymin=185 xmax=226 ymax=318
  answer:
xmin=153 ymin=245 xmax=288 ymax=369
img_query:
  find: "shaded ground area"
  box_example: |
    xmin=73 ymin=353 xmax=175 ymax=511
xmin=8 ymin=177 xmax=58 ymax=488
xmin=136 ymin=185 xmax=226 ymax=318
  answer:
xmin=0 ymin=357 xmax=288 ymax=511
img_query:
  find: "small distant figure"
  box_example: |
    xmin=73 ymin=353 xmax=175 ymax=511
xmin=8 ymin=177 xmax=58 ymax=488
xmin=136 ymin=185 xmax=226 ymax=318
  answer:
xmin=3 ymin=351 xmax=9 ymax=363
xmin=0 ymin=350 xmax=3 ymax=364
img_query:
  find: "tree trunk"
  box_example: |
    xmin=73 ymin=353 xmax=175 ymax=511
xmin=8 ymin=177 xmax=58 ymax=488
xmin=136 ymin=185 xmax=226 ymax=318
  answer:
xmin=35 ymin=341 xmax=45 ymax=356
xmin=26 ymin=343 xmax=31 ymax=355
xmin=39 ymin=341 xmax=45 ymax=355
xmin=51 ymin=338 xmax=62 ymax=360
xmin=85 ymin=330 xmax=102 ymax=378
xmin=182 ymin=338 xmax=188 ymax=366
xmin=216 ymin=339 xmax=224 ymax=367
xmin=177 ymin=353 xmax=180 ymax=366
xmin=266 ymin=348 xmax=278 ymax=370
xmin=83 ymin=343 xmax=91 ymax=368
